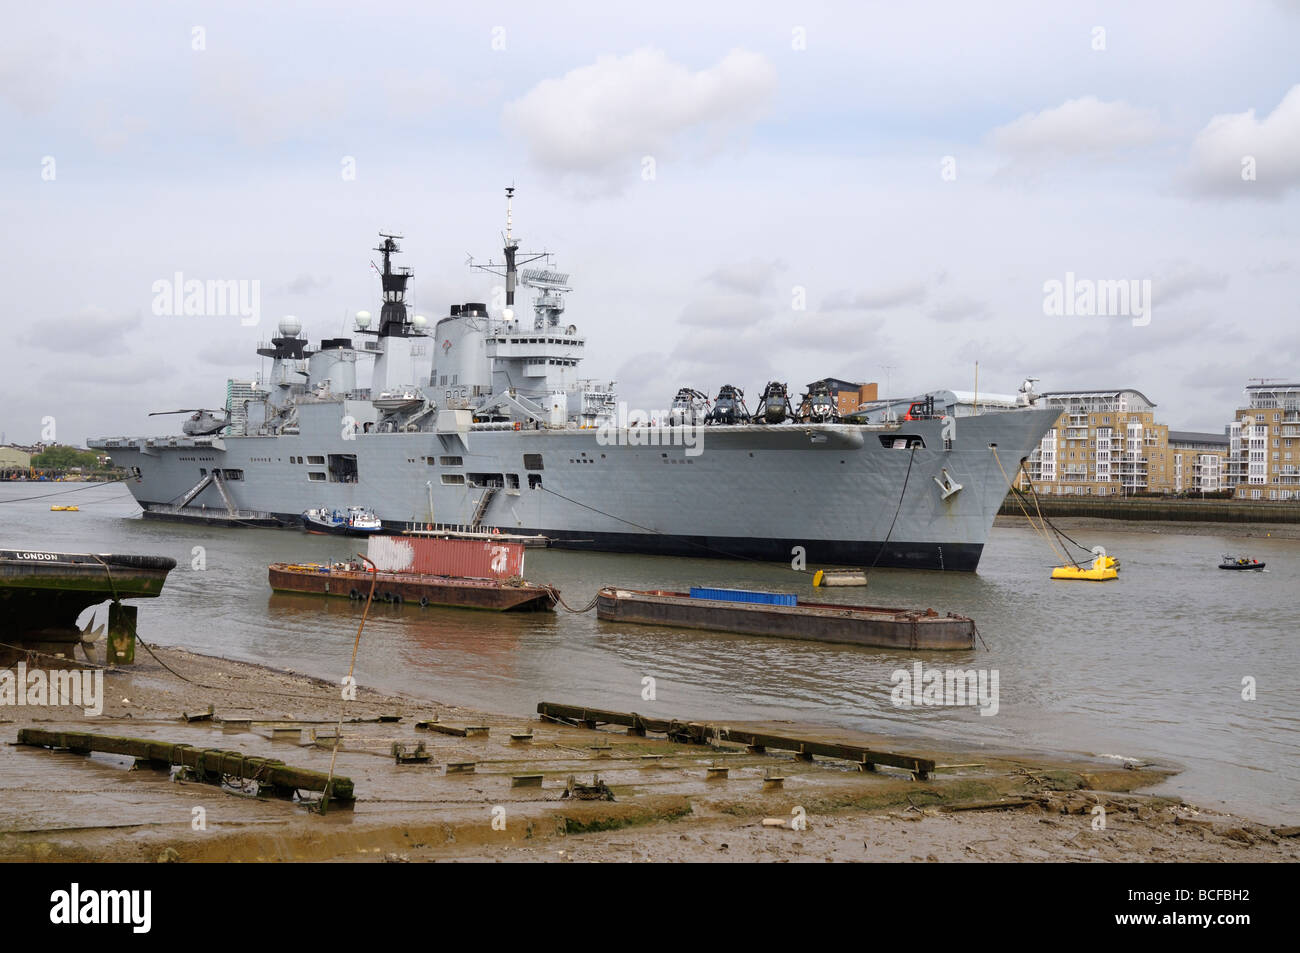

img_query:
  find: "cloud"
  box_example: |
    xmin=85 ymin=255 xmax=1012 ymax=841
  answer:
xmin=788 ymin=312 xmax=883 ymax=352
xmin=823 ymin=280 xmax=930 ymax=311
xmin=1154 ymin=262 xmax=1228 ymax=306
xmin=282 ymin=274 xmax=332 ymax=295
xmin=197 ymin=338 xmax=257 ymax=367
xmin=503 ymin=48 xmax=776 ymax=187
xmin=1246 ymin=259 xmax=1293 ymax=276
xmin=928 ymin=296 xmax=989 ymax=323
xmin=0 ymin=34 xmax=68 ymax=115
xmin=41 ymin=356 xmax=171 ymax=387
xmin=990 ymin=96 xmax=1164 ymax=159
xmin=23 ymin=308 xmax=142 ymax=354
xmin=704 ymin=258 xmax=785 ymax=296
xmin=678 ymin=295 xmax=767 ymax=328
xmin=1184 ymin=84 xmax=1300 ymax=199
xmin=193 ymin=54 xmax=350 ymax=146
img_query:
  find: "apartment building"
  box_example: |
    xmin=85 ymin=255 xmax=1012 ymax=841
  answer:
xmin=1019 ymin=388 xmax=1172 ymax=495
xmin=1168 ymin=431 xmax=1230 ymax=494
xmin=1223 ymin=383 xmax=1300 ymax=500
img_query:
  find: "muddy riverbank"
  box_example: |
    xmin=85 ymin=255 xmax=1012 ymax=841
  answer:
xmin=1 ymin=647 xmax=1294 ymax=863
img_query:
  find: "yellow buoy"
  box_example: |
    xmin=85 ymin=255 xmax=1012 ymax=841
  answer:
xmin=1051 ymin=554 xmax=1118 ymax=581
xmin=50 ymin=505 xmax=80 ymax=512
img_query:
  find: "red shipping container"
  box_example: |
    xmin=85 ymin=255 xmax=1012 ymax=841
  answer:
xmin=366 ymin=535 xmax=526 ymax=580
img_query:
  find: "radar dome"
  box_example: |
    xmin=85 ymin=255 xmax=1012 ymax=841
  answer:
xmin=278 ymin=315 xmax=302 ymax=337
xmin=355 ymin=310 xmax=372 ymax=330
xmin=412 ymin=314 xmax=427 ymax=329
xmin=502 ymin=307 xmax=514 ymax=322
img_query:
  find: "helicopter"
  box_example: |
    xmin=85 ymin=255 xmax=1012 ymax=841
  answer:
xmin=667 ymin=388 xmax=711 ymax=426
xmin=796 ymin=381 xmax=840 ymax=423
xmin=149 ymin=408 xmax=231 ymax=436
xmin=756 ymin=381 xmax=794 ymax=423
xmin=704 ymin=385 xmax=751 ymax=425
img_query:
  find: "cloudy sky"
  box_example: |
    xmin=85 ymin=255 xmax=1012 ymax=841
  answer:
xmin=3 ymin=0 xmax=1298 ymax=445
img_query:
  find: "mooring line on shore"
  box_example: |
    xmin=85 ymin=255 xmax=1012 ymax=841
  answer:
xmin=318 ymin=553 xmax=378 ymax=814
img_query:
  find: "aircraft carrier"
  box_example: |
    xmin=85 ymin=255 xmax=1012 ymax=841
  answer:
xmin=90 ymin=191 xmax=1058 ymax=571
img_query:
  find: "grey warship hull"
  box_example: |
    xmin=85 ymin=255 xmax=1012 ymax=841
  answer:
xmin=94 ymin=404 xmax=1056 ymax=571
xmin=90 ymin=201 xmax=1057 ymax=571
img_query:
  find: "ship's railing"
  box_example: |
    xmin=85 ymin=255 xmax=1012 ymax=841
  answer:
xmin=146 ymin=503 xmax=277 ymax=519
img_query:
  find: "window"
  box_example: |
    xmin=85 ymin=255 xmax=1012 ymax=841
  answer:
xmin=307 ymin=455 xmax=324 ymax=465
xmin=328 ymin=453 xmax=359 ymax=483
xmin=506 ymin=474 xmax=520 ymax=490
xmin=221 ymin=469 xmax=244 ymax=480
xmin=439 ymin=455 xmax=463 ymax=466
xmin=524 ymin=453 xmax=545 ymax=471
xmin=528 ymin=474 xmax=543 ymax=489
xmin=426 ymin=456 xmax=436 ymax=465
xmin=308 ymin=472 xmax=326 ymax=482
xmin=441 ymin=474 xmax=465 ymax=485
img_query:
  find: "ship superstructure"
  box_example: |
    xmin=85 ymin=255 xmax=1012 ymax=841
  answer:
xmin=91 ymin=191 xmax=1057 ymax=571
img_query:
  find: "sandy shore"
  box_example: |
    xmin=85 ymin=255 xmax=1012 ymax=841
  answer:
xmin=1 ymin=646 xmax=1295 ymax=863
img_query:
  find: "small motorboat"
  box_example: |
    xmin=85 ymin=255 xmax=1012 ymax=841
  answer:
xmin=1219 ymin=554 xmax=1266 ymax=571
xmin=1052 ymin=554 xmax=1119 ymax=582
xmin=301 ymin=505 xmax=384 ymax=537
xmin=50 ymin=505 xmax=79 ymax=512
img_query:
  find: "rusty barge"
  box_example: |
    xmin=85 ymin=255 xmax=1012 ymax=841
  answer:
xmin=268 ymin=535 xmax=557 ymax=612
xmin=596 ymin=587 xmax=976 ymax=651
xmin=268 ymin=563 xmax=555 ymax=611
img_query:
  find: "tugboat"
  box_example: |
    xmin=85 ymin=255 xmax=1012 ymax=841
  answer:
xmin=301 ymin=505 xmax=383 ymax=537
xmin=1219 ymin=554 xmax=1266 ymax=571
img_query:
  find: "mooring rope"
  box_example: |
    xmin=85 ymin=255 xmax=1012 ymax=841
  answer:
xmin=544 ymin=586 xmax=599 ymax=613
xmin=865 ymin=444 xmax=917 ymax=578
xmin=318 ymin=553 xmax=377 ymax=814
xmin=991 ymin=448 xmax=1074 ymax=566
xmin=1017 ymin=462 xmax=1099 ymax=557
xmin=0 ymin=476 xmax=135 ymax=504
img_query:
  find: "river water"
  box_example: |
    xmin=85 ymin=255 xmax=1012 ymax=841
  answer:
xmin=5 ymin=481 xmax=1298 ymax=825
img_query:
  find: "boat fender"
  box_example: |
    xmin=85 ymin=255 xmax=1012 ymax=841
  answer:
xmin=514 ymin=422 xmax=521 ymax=431
xmin=419 ymin=596 xmax=429 ymax=608
xmin=812 ymin=570 xmax=824 ymax=587
xmin=391 ymin=593 xmax=402 ymax=605
xmin=349 ymin=588 xmax=360 ymax=600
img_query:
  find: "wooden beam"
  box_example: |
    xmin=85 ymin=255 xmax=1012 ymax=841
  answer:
xmin=16 ymin=728 xmax=354 ymax=801
xmin=535 ymin=702 xmax=935 ymax=779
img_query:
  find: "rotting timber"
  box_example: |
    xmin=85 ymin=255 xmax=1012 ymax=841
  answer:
xmin=15 ymin=728 xmax=355 ymax=802
xmin=536 ymin=702 xmax=937 ymax=779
